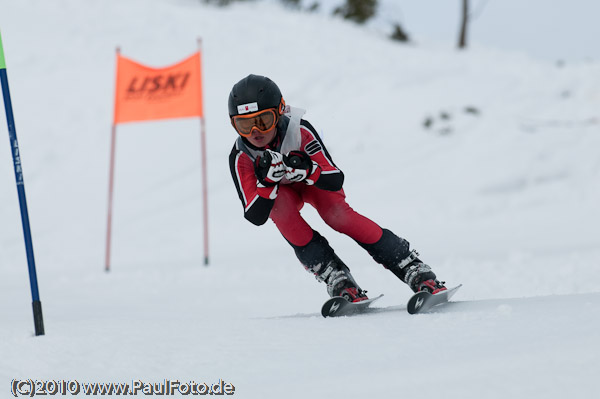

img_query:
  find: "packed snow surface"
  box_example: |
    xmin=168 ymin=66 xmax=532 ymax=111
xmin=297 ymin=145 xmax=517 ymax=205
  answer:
xmin=1 ymin=1 xmax=599 ymax=398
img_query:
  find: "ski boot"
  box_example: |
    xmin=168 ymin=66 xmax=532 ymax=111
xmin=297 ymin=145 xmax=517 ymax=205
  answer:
xmin=292 ymin=231 xmax=368 ymax=303
xmin=400 ymin=254 xmax=447 ymax=294
xmin=317 ymin=261 xmax=369 ymax=302
xmin=358 ymin=228 xmax=447 ymax=294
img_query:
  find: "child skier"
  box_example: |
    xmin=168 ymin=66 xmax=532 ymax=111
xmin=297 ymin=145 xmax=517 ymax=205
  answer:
xmin=228 ymin=74 xmax=447 ymax=302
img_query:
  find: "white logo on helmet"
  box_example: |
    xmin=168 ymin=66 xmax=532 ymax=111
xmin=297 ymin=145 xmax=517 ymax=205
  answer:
xmin=237 ymin=102 xmax=259 ymax=114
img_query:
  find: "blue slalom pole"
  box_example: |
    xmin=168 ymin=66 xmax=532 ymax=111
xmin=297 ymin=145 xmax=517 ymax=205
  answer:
xmin=0 ymin=30 xmax=45 ymax=336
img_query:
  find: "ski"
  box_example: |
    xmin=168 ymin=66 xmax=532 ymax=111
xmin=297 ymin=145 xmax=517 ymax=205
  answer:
xmin=407 ymin=284 xmax=462 ymax=314
xmin=321 ymin=294 xmax=384 ymax=318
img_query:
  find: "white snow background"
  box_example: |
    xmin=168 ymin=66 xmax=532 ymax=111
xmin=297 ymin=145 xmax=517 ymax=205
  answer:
xmin=1 ymin=0 xmax=599 ymax=398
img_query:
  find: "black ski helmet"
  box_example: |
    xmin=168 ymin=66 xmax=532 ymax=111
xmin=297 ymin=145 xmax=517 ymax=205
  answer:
xmin=228 ymin=74 xmax=285 ymax=117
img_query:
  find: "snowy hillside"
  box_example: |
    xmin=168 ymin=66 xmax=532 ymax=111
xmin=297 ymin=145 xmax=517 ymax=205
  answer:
xmin=1 ymin=0 xmax=599 ymax=398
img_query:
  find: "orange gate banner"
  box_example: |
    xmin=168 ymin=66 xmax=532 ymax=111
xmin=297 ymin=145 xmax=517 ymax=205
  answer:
xmin=113 ymin=52 xmax=203 ymax=124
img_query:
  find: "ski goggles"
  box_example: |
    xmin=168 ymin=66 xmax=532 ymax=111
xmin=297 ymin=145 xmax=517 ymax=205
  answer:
xmin=231 ymin=108 xmax=280 ymax=137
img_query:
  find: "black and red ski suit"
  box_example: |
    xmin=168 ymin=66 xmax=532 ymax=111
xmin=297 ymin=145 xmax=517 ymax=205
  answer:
xmin=229 ymin=112 xmax=431 ymax=287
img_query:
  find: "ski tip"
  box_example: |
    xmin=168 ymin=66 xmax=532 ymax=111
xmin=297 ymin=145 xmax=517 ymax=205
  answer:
xmin=321 ymin=297 xmax=349 ymax=318
xmin=445 ymin=284 xmax=462 ymax=300
xmin=407 ymin=291 xmax=431 ymax=315
xmin=321 ymin=294 xmax=384 ymax=318
xmin=407 ymin=284 xmax=462 ymax=315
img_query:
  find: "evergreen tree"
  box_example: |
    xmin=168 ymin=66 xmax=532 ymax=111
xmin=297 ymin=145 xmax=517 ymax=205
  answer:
xmin=334 ymin=0 xmax=378 ymax=24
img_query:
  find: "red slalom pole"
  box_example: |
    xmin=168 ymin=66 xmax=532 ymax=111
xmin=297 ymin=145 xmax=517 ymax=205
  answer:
xmin=198 ymin=38 xmax=209 ymax=266
xmin=200 ymin=116 xmax=209 ymax=265
xmin=105 ymin=123 xmax=117 ymax=272
xmin=105 ymin=47 xmax=120 ymax=272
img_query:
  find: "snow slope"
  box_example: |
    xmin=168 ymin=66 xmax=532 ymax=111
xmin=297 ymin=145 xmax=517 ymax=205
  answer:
xmin=1 ymin=0 xmax=599 ymax=398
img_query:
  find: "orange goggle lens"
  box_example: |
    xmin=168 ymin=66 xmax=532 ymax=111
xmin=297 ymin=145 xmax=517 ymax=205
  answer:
xmin=232 ymin=109 xmax=278 ymax=137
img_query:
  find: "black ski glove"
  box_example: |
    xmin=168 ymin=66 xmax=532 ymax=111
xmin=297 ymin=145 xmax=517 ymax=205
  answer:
xmin=283 ymin=151 xmax=317 ymax=183
xmin=255 ymin=149 xmax=286 ymax=187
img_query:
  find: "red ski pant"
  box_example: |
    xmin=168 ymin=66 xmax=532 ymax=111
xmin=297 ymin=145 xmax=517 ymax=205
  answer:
xmin=269 ymin=184 xmax=383 ymax=247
